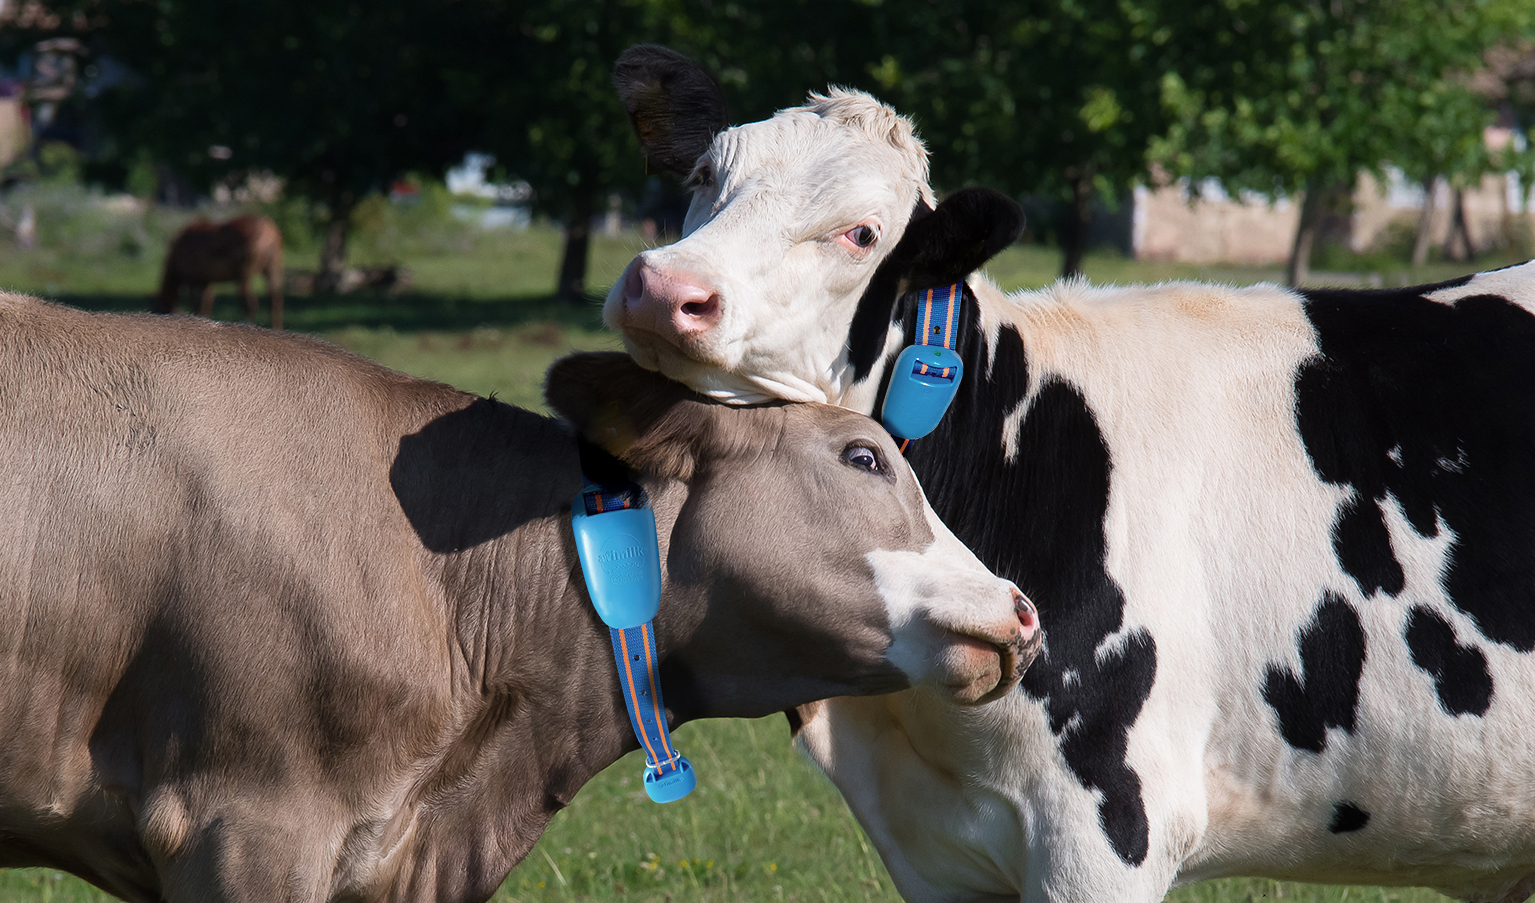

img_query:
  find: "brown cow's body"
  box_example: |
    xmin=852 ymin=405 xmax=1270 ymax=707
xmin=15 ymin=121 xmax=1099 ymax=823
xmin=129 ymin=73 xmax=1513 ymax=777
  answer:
xmin=0 ymin=295 xmax=1034 ymax=903
xmin=155 ymin=214 xmax=285 ymax=329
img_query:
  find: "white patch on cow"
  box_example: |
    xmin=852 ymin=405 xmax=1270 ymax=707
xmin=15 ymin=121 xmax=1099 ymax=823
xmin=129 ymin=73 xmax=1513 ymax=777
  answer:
xmin=868 ymin=489 xmax=1023 ymax=688
xmin=605 ymin=89 xmax=933 ymax=406
xmin=1000 ymin=394 xmax=1032 ymax=464
xmin=1426 ymin=259 xmax=1535 ymax=310
xmin=1437 ymin=448 xmax=1468 ymax=473
xmin=1388 ymin=444 xmax=1404 ymax=465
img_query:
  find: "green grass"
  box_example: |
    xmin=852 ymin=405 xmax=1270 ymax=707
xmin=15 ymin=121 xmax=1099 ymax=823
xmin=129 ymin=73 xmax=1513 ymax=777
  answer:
xmin=0 ymin=216 xmax=1492 ymax=903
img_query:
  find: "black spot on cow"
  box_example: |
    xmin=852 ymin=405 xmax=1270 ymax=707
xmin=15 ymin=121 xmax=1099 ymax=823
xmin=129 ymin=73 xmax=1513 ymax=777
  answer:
xmin=1405 ymin=606 xmax=1493 ymax=716
xmin=878 ymin=309 xmax=1155 ymax=866
xmin=1262 ymin=593 xmax=1366 ymax=754
xmin=1296 ymin=284 xmax=1535 ymax=654
xmin=847 ymin=189 xmax=1023 ymax=382
xmin=1329 ymin=802 xmax=1371 ymax=833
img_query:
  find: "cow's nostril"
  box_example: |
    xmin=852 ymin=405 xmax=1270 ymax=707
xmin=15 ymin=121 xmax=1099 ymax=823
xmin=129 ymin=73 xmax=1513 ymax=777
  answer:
xmin=1013 ymin=589 xmax=1038 ymax=638
xmin=681 ymin=296 xmax=719 ymax=319
xmin=623 ymin=264 xmax=644 ymax=302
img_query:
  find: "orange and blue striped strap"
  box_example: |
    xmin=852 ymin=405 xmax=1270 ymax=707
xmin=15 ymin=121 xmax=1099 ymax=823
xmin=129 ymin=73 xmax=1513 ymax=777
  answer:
xmin=912 ymin=283 xmax=961 ymax=379
xmin=608 ymin=621 xmax=684 ymax=777
xmin=580 ymin=481 xmax=686 ymax=780
xmin=896 ymin=282 xmax=964 ymax=454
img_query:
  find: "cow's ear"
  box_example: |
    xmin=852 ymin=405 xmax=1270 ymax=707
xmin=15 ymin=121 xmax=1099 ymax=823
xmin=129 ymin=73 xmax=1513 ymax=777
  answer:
xmin=544 ymin=352 xmax=709 ymax=482
xmin=888 ymin=187 xmax=1024 ymax=288
xmin=613 ymin=44 xmax=730 ymax=177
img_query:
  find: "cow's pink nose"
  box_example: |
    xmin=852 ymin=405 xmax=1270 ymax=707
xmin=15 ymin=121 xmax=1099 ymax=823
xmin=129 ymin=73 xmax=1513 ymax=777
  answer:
xmin=1014 ymin=589 xmax=1038 ymax=643
xmin=622 ymin=261 xmax=723 ymax=342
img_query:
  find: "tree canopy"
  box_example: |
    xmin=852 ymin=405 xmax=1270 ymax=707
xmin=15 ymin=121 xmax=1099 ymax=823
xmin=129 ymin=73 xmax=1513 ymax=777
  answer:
xmin=1156 ymin=0 xmax=1535 ymax=282
xmin=5 ymin=0 xmax=1534 ymax=291
xmin=67 ymin=0 xmax=487 ymax=285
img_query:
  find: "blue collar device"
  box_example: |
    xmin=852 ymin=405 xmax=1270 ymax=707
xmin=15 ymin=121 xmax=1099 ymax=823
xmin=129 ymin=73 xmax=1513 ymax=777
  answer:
xmin=571 ymin=478 xmax=697 ymax=804
xmin=881 ymin=283 xmax=966 ymax=443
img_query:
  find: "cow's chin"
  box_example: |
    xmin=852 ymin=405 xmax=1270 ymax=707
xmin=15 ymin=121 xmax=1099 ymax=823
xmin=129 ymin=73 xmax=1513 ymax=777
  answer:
xmin=936 ymin=634 xmax=1021 ymax=706
xmin=620 ymin=329 xmax=821 ymax=405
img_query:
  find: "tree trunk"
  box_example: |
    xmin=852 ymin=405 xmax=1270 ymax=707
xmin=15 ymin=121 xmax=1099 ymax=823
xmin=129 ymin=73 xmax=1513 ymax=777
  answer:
xmin=316 ymin=192 xmax=355 ymax=294
xmin=1059 ymin=168 xmax=1094 ymax=279
xmin=1442 ymin=188 xmax=1474 ymax=262
xmin=1286 ymin=181 xmax=1327 ymax=288
xmin=558 ymin=193 xmax=597 ymax=304
xmin=1411 ymin=176 xmax=1438 ymax=268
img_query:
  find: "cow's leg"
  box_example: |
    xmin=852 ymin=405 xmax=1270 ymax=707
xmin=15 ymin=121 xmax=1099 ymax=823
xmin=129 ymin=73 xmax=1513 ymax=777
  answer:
xmin=155 ymin=271 xmax=181 ymax=315
xmin=196 ymin=284 xmax=214 ymax=318
xmin=266 ymin=268 xmax=283 ymax=331
xmin=238 ymin=271 xmax=258 ymax=323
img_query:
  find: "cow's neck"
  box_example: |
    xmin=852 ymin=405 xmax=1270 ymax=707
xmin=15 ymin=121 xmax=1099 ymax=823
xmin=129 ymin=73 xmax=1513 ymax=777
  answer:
xmin=378 ymin=414 xmax=681 ymax=902
xmin=851 ymin=278 xmax=1160 ymax=867
xmin=844 ymin=274 xmax=1130 ymax=633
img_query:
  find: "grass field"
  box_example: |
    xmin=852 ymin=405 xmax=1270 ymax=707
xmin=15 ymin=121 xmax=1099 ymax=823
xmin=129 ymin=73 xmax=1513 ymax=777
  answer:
xmin=0 ymin=214 xmax=1497 ymax=903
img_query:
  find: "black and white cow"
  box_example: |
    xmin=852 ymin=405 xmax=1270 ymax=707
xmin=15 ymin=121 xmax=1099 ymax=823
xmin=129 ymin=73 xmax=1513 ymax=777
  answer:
xmin=603 ymin=45 xmax=1535 ymax=903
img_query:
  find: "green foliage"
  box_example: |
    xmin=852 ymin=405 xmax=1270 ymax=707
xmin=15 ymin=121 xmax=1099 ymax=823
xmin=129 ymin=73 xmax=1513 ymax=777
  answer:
xmin=348 ymin=178 xmax=478 ymax=260
xmin=861 ymin=1 xmax=1179 ymax=203
xmin=69 ymin=0 xmax=490 ymax=243
xmin=1157 ymin=0 xmax=1535 ymax=195
xmin=469 ymin=0 xmax=679 ymax=225
xmin=37 ymin=141 xmax=83 ymax=185
xmin=123 ymin=150 xmax=158 ymax=199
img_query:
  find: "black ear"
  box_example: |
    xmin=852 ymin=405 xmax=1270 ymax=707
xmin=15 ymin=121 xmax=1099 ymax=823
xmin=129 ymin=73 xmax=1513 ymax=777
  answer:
xmin=886 ymin=188 xmax=1024 ymax=289
xmin=613 ymin=44 xmax=730 ymax=177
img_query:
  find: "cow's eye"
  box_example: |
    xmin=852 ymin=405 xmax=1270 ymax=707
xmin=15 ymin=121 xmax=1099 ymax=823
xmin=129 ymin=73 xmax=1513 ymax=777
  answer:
xmin=842 ymin=445 xmax=884 ymax=473
xmin=845 ymin=224 xmax=878 ymax=248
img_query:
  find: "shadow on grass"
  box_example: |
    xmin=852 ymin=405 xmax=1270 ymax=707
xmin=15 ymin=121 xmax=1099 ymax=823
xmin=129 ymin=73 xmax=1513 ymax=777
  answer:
xmin=51 ymin=290 xmax=609 ymax=334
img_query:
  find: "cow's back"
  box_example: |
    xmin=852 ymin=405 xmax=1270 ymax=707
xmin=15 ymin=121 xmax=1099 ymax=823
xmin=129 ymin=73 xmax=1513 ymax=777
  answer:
xmin=0 ymin=295 xmax=461 ymax=893
xmin=808 ymin=263 xmax=1535 ymax=903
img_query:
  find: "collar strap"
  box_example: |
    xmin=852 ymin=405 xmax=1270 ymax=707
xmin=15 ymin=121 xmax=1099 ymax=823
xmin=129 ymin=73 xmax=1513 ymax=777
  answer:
xmin=881 ymin=282 xmax=967 ymax=444
xmin=571 ymin=474 xmax=697 ymax=803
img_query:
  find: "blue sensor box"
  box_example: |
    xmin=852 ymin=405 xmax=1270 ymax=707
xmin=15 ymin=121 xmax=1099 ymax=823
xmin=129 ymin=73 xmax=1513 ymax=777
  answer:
xmin=571 ymin=502 xmax=662 ymax=629
xmin=882 ymin=345 xmax=964 ymax=440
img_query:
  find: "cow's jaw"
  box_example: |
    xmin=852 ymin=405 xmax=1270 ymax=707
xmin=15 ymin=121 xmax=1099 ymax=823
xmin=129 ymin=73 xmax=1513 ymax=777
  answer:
xmin=604 ymin=89 xmax=932 ymax=406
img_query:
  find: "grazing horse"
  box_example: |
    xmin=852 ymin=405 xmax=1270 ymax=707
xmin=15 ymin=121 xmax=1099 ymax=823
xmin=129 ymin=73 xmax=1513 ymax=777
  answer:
xmin=155 ymin=214 xmax=284 ymax=329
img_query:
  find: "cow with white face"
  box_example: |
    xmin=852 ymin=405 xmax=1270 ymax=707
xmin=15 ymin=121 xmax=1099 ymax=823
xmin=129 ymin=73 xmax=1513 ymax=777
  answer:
xmin=607 ymin=45 xmax=1535 ymax=903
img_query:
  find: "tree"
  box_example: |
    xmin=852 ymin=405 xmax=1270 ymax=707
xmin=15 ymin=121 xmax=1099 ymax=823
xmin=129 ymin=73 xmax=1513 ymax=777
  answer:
xmin=474 ymin=0 xmax=887 ymax=302
xmin=849 ymin=1 xmax=1182 ymax=278
xmin=1157 ymin=0 xmax=1534 ymax=285
xmin=71 ymin=0 xmax=485 ymax=289
xmin=469 ymin=2 xmax=658 ymax=303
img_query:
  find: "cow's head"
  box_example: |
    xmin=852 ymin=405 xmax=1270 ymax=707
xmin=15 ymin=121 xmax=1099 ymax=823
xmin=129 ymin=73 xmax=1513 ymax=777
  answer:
xmin=547 ymin=352 xmax=1039 ymax=712
xmin=606 ymin=45 xmax=1022 ymax=409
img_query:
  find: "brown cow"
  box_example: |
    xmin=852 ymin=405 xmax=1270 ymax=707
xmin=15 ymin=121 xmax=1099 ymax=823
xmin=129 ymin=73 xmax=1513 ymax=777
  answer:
xmin=0 ymin=294 xmax=1038 ymax=903
xmin=154 ymin=214 xmax=285 ymax=329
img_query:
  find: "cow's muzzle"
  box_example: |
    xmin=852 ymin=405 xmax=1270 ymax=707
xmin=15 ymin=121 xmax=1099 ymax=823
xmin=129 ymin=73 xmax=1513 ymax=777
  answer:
xmin=941 ymin=589 xmax=1041 ymax=705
